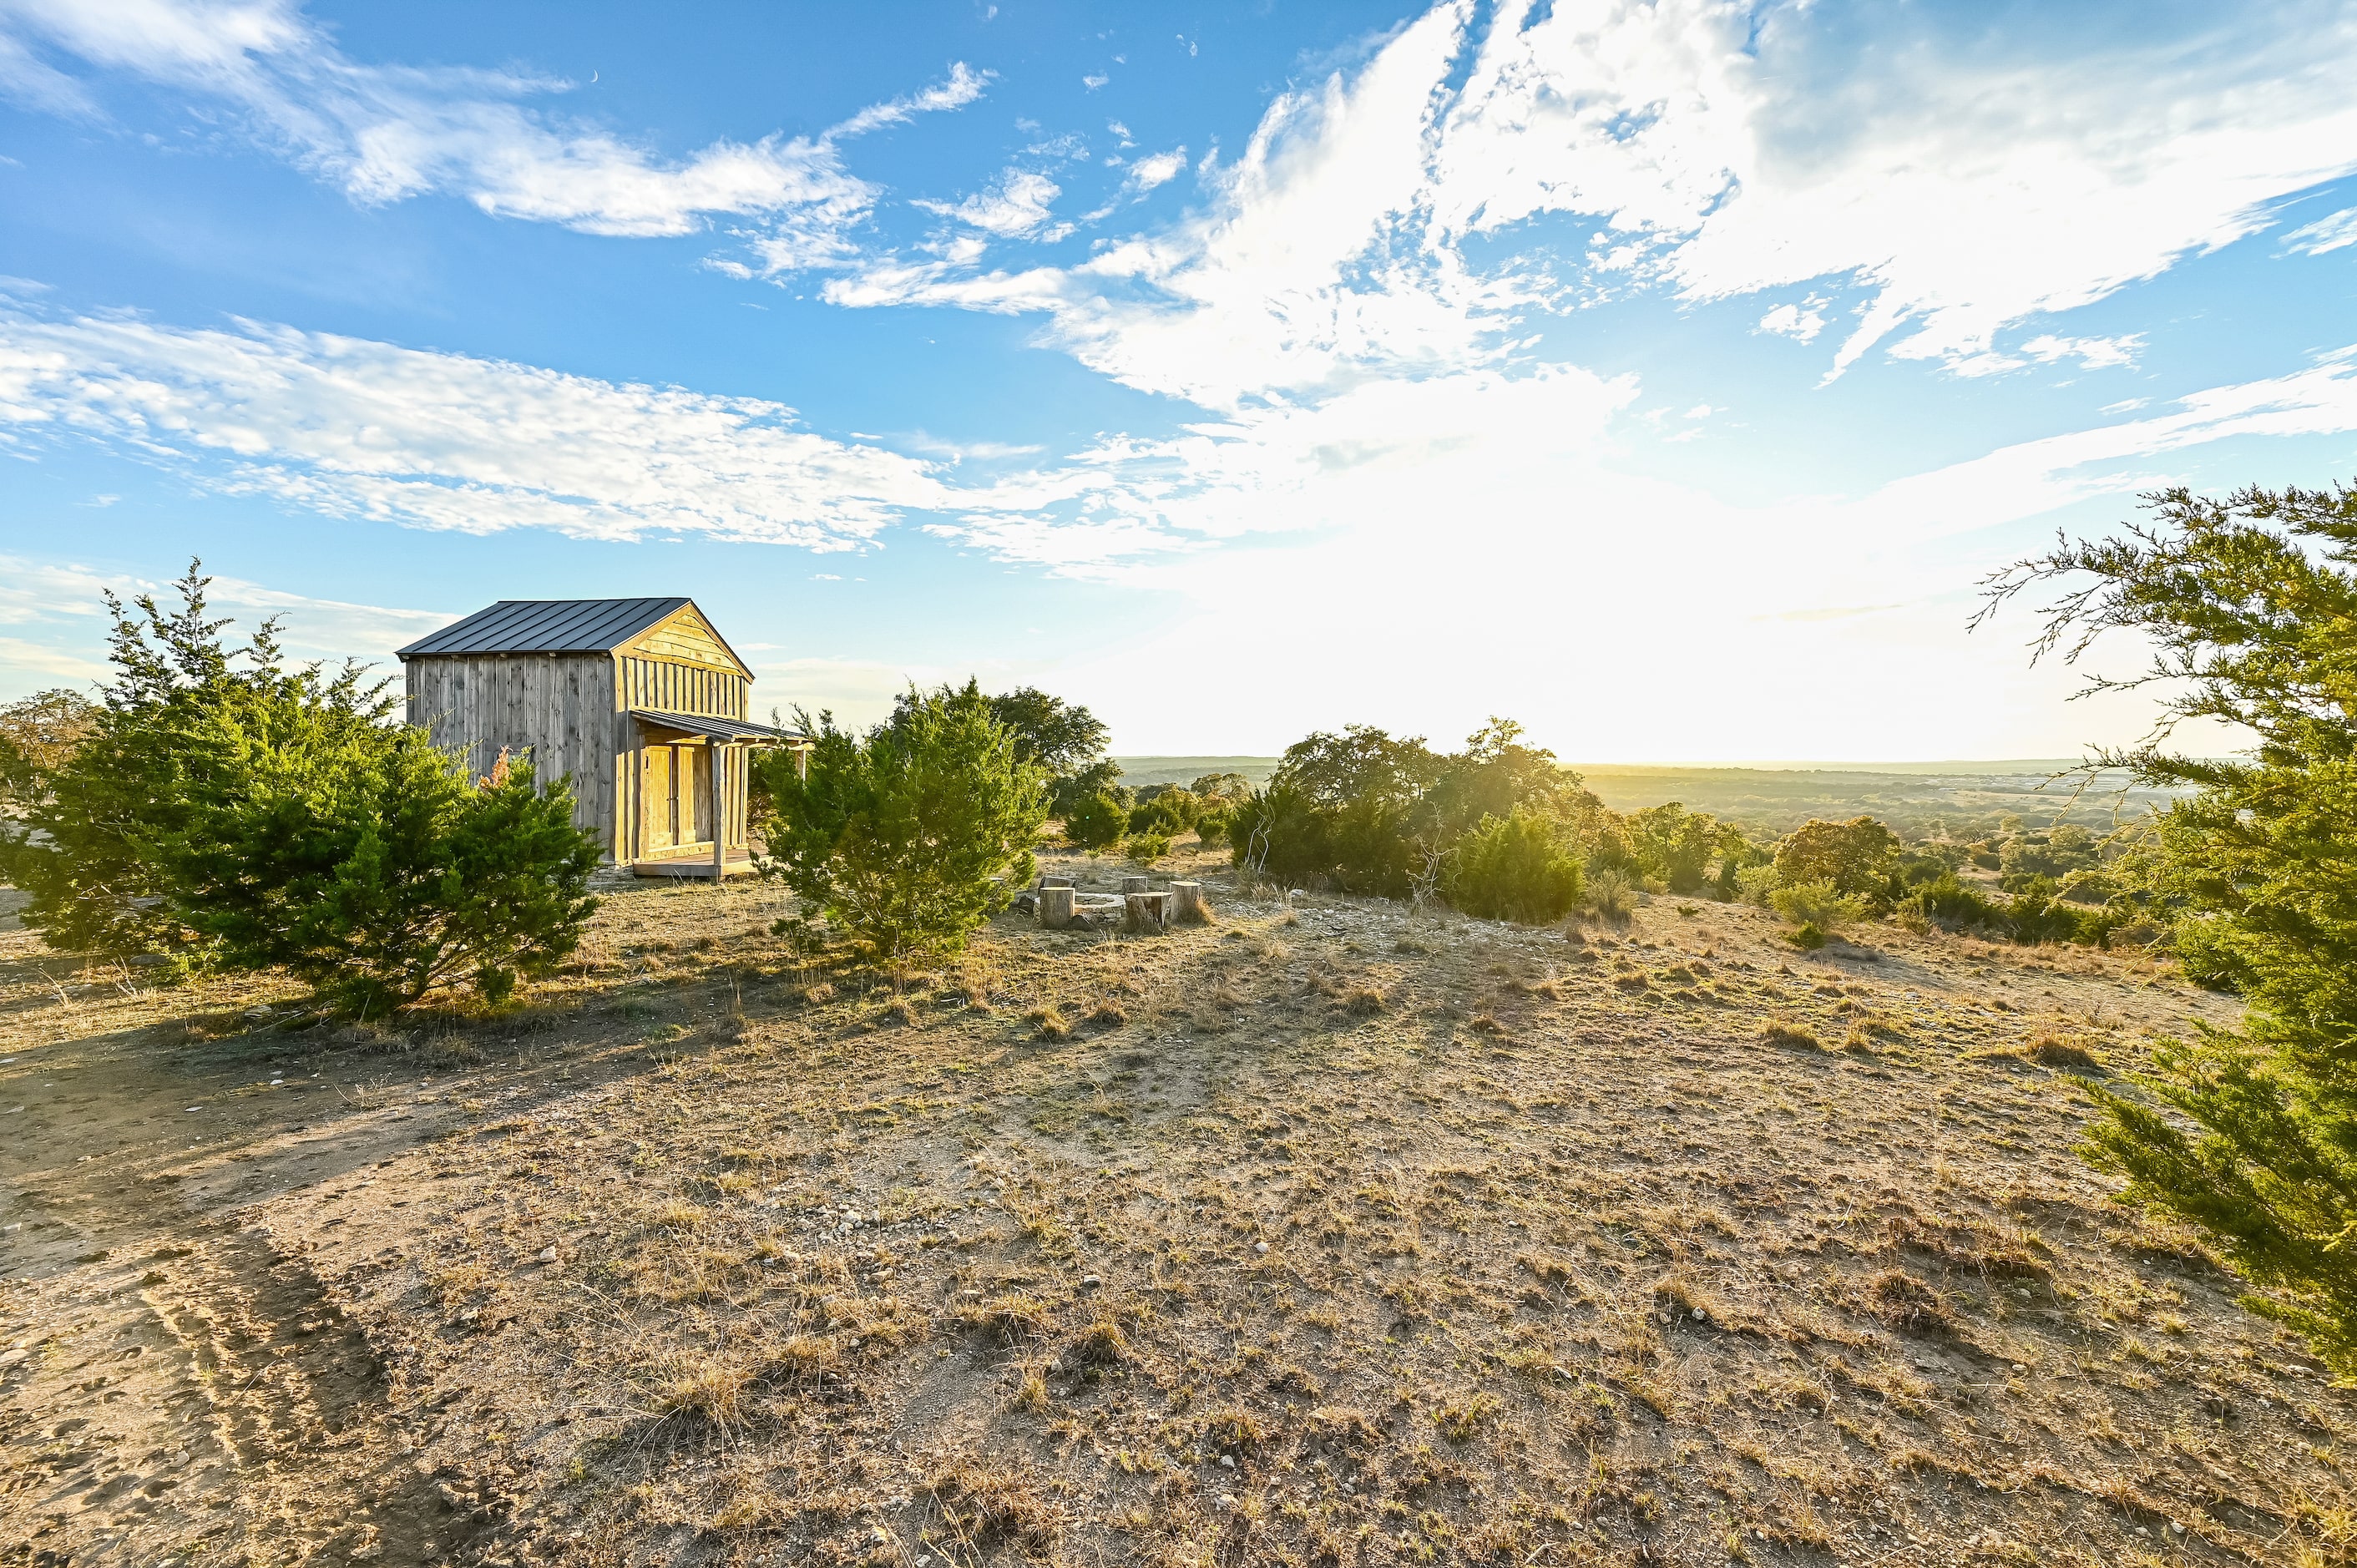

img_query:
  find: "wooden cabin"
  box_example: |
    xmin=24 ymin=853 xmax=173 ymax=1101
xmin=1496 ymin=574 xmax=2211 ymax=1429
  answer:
xmin=396 ymin=598 xmax=803 ymax=878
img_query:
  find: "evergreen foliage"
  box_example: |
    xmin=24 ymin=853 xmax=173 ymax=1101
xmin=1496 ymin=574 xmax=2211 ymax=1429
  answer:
xmin=1982 ymin=480 xmax=2357 ymax=1375
xmin=1129 ymin=787 xmax=1200 ymax=835
xmin=1049 ymin=761 xmax=1127 ymax=821
xmin=175 ymin=733 xmax=599 ymax=1015
xmin=1231 ymin=719 xmax=1641 ymax=909
xmin=1231 ymin=725 xmax=1442 ymax=895
xmin=3 ymin=564 xmax=599 ymax=1009
xmin=898 ymin=680 xmax=1112 ymax=819
xmin=1062 ymin=791 xmax=1130 ymax=850
xmin=756 ymin=685 xmax=1047 ymax=964
xmin=1444 ymin=807 xmax=1585 ymax=923
xmin=1627 ymin=802 xmax=1733 ymax=894
xmin=1769 ymin=880 xmax=1867 ymax=933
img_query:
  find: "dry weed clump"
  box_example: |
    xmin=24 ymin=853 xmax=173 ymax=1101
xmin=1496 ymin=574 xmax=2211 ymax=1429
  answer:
xmin=918 ymin=1461 xmax=1064 ymax=1554
xmin=1860 ymin=1269 xmax=1954 ymax=1334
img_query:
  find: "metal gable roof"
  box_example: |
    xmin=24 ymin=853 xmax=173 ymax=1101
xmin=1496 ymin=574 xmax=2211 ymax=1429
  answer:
xmin=395 ymin=598 xmax=695 ymax=659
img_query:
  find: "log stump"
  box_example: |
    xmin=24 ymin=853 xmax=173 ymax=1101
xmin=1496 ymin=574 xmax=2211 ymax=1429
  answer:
xmin=1170 ymin=881 xmax=1205 ymax=923
xmin=1125 ymin=891 xmax=1172 ymax=933
xmin=1039 ymin=885 xmax=1076 ymax=928
xmin=1120 ymin=874 xmax=1151 ymax=895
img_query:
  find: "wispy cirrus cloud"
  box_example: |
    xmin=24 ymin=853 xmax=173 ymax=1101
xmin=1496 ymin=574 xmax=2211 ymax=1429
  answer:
xmin=0 ymin=0 xmax=984 ymax=250
xmin=2284 ymin=205 xmax=2357 ymax=255
xmin=820 ymin=0 xmax=2357 ymax=410
xmin=916 ymin=169 xmax=1064 ymax=239
xmin=0 ymin=309 xmax=969 ymax=548
xmin=0 ymin=551 xmax=454 ymax=677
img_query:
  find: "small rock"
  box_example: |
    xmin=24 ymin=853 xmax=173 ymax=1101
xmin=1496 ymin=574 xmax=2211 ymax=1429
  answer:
xmin=2010 ymin=1363 xmax=2026 ymax=1374
xmin=1081 ymin=1275 xmax=1102 ymax=1288
xmin=534 ymin=1246 xmax=559 ymax=1263
xmin=0 ymin=1349 xmax=28 ymax=1368
xmin=1692 ymin=1308 xmax=1707 ymax=1323
xmin=1218 ymin=1454 xmax=1236 ymax=1469
xmin=1253 ymin=1241 xmax=1270 ymax=1256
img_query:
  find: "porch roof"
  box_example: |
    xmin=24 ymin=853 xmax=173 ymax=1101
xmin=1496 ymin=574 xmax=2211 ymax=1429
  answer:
xmin=628 ymin=709 xmax=807 ymax=745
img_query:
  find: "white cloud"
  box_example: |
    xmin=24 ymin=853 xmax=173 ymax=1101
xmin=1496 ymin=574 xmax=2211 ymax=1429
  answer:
xmin=1756 ymin=300 xmax=1825 ymax=342
xmin=0 ymin=633 xmax=109 ymax=686
xmin=0 ymin=0 xmax=984 ymax=250
xmin=826 ymin=61 xmax=989 ymax=140
xmin=1864 ymin=346 xmax=2357 ymax=540
xmin=1127 ymin=149 xmax=1187 ymax=192
xmin=830 ymin=0 xmax=2357 ymax=409
xmin=2021 ymin=333 xmax=2144 ymax=370
xmin=1438 ymin=0 xmax=2357 ymax=377
xmin=0 ymin=310 xmax=965 ymax=547
xmin=0 ymin=551 xmax=453 ymax=683
xmin=916 ymin=169 xmax=1062 ymax=238
xmin=2284 ymin=205 xmax=2357 ymax=255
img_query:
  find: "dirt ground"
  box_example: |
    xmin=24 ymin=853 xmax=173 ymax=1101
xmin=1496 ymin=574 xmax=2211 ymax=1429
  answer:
xmin=2 ymin=848 xmax=2349 ymax=1568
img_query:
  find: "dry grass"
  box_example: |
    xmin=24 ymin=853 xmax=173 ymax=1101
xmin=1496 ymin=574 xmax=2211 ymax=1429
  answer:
xmin=0 ymin=857 xmax=2347 ymax=1568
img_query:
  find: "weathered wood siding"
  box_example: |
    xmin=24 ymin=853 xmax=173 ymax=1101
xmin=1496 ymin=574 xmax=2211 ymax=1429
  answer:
xmin=626 ymin=604 xmax=746 ymax=673
xmin=615 ymin=656 xmax=746 ymax=719
xmin=405 ymin=654 xmax=619 ymax=858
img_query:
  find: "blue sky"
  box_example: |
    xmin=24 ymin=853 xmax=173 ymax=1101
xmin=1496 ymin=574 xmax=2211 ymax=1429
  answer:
xmin=4 ymin=0 xmax=2356 ymax=761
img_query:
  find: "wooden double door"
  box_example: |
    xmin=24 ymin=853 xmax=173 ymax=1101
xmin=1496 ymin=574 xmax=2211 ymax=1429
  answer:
xmin=640 ymin=743 xmax=713 ymax=852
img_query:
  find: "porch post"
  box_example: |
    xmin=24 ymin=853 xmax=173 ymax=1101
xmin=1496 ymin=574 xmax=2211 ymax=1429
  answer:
xmin=711 ymin=741 xmax=727 ymax=884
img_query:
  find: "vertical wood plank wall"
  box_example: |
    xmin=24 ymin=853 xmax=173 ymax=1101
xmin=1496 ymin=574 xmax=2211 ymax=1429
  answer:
xmin=406 ymin=655 xmax=620 ymax=856
xmin=404 ymin=646 xmax=755 ymax=867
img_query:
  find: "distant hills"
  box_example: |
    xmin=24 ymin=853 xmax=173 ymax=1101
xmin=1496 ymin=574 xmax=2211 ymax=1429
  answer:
xmin=1112 ymin=757 xmax=2188 ymax=839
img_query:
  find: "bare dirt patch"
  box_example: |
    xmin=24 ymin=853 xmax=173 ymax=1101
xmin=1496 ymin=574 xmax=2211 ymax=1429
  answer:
xmin=3 ymin=857 xmax=2348 ymax=1567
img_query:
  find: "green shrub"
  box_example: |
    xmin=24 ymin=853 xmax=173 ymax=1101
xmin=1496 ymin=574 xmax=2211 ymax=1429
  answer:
xmin=1234 ymin=726 xmax=1439 ymax=894
xmin=1787 ymin=922 xmax=1828 ymax=950
xmin=1444 ymin=807 xmax=1584 ymax=923
xmin=1734 ymin=865 xmax=1782 ymax=906
xmin=1049 ymin=761 xmax=1126 ymax=820
xmin=1130 ymin=788 xmax=1198 ymax=835
xmin=1062 ymin=791 xmax=1129 ymax=850
xmin=2003 ymin=878 xmax=2110 ymax=945
xmin=1769 ymin=880 xmax=1867 ymax=933
xmin=1194 ymin=809 xmax=1231 ymax=848
xmin=1237 ymin=719 xmax=1606 ymax=899
xmin=1126 ymin=833 xmax=1171 ymax=866
xmin=177 ymin=737 xmax=599 ymax=1015
xmin=1911 ymin=873 xmax=2000 ymax=929
xmin=1773 ymin=817 xmax=1901 ymax=898
xmin=1627 ymin=802 xmax=1727 ymax=895
xmin=754 ymin=685 xmax=1047 ymax=964
xmin=6 ymin=564 xmax=600 ymax=1013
